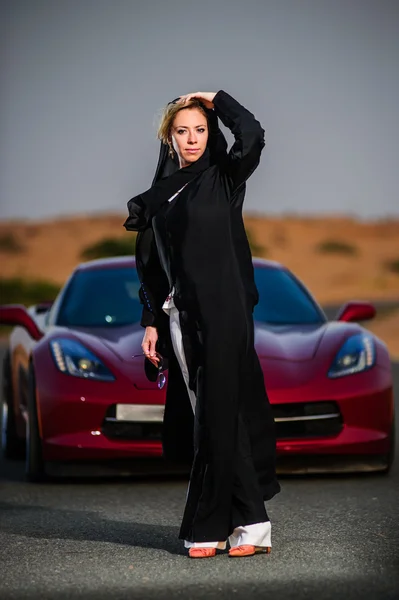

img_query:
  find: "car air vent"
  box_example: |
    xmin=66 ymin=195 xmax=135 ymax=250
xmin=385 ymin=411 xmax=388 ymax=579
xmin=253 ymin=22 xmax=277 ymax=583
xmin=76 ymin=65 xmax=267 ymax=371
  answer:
xmin=272 ymin=401 xmax=342 ymax=439
xmin=101 ymin=404 xmax=163 ymax=441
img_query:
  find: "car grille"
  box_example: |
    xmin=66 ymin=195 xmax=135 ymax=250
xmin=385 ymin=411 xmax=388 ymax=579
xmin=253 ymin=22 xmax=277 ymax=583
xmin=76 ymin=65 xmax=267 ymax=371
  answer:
xmin=272 ymin=401 xmax=342 ymax=439
xmin=101 ymin=401 xmax=342 ymax=442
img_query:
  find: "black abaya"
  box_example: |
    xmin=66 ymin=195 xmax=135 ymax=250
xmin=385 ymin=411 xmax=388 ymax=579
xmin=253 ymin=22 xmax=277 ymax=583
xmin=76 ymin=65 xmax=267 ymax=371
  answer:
xmin=124 ymin=90 xmax=280 ymax=543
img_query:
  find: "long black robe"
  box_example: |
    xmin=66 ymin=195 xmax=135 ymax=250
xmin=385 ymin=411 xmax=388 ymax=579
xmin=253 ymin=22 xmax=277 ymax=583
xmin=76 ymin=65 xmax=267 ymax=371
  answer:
xmin=124 ymin=91 xmax=280 ymax=542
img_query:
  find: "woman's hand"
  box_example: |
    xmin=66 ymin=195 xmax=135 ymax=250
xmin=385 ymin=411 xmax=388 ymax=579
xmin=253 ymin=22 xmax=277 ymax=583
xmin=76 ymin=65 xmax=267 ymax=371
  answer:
xmin=142 ymin=326 xmax=160 ymax=366
xmin=179 ymin=92 xmax=217 ymax=110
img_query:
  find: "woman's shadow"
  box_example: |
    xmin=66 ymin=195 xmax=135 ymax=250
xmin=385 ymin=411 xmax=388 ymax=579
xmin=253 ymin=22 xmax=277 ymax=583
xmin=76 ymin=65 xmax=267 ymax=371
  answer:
xmin=0 ymin=500 xmax=183 ymax=555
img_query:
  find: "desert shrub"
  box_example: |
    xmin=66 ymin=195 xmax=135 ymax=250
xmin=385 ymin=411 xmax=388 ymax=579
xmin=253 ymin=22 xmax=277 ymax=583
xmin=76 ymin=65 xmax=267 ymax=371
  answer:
xmin=316 ymin=239 xmax=357 ymax=255
xmin=0 ymin=326 xmax=13 ymax=336
xmin=81 ymin=232 xmax=265 ymax=261
xmin=81 ymin=236 xmax=136 ymax=260
xmin=0 ymin=232 xmax=24 ymax=253
xmin=245 ymin=228 xmax=266 ymax=257
xmin=384 ymin=258 xmax=399 ymax=275
xmin=0 ymin=278 xmax=61 ymax=305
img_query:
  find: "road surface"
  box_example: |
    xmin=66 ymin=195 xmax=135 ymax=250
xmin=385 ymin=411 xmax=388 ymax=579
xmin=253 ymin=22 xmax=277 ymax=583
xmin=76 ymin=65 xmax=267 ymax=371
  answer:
xmin=0 ymin=347 xmax=398 ymax=600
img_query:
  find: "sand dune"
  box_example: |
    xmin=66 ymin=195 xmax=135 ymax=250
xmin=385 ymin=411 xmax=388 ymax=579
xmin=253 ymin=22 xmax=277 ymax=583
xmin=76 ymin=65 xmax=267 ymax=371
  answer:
xmin=1 ymin=213 xmax=398 ymax=303
xmin=1 ymin=213 xmax=398 ymax=357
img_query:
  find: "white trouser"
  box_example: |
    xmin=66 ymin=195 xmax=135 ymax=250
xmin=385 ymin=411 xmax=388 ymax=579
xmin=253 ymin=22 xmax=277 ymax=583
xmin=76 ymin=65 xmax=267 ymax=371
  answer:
xmin=184 ymin=521 xmax=272 ymax=550
xmin=168 ymin=307 xmax=197 ymax=413
xmin=168 ymin=306 xmax=271 ymax=549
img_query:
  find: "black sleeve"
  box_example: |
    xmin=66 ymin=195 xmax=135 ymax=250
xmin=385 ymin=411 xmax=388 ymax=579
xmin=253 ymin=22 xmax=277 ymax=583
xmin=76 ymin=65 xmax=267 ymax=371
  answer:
xmin=135 ymin=227 xmax=170 ymax=328
xmin=124 ymin=196 xmax=148 ymax=232
xmin=213 ymin=90 xmax=265 ymax=192
xmin=138 ymin=285 xmax=157 ymax=328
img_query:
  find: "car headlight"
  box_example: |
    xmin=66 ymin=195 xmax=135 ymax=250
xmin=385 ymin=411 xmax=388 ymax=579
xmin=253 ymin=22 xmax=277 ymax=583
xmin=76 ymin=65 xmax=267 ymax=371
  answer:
xmin=328 ymin=333 xmax=376 ymax=378
xmin=50 ymin=338 xmax=115 ymax=381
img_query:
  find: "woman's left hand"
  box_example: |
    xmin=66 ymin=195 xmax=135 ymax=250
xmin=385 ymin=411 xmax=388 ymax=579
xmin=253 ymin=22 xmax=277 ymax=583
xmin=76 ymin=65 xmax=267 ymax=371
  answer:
xmin=179 ymin=92 xmax=216 ymax=109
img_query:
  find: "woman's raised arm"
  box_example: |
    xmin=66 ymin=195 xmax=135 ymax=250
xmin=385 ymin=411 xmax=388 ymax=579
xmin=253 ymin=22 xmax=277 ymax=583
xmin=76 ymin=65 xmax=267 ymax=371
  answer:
xmin=179 ymin=91 xmax=265 ymax=192
xmin=213 ymin=90 xmax=265 ymax=192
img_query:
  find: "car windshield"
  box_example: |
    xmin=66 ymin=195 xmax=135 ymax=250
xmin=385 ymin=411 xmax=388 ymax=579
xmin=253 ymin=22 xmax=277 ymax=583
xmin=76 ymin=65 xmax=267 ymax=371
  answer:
xmin=253 ymin=267 xmax=324 ymax=325
xmin=57 ymin=267 xmax=143 ymax=327
xmin=56 ymin=264 xmax=323 ymax=328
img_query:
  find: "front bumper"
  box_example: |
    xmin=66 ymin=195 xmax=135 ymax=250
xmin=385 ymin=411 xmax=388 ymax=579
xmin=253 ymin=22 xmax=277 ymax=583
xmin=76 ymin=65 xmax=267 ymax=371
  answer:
xmin=265 ymin=363 xmax=394 ymax=457
xmin=36 ymin=365 xmax=166 ymax=461
xmin=37 ymin=354 xmax=394 ymax=463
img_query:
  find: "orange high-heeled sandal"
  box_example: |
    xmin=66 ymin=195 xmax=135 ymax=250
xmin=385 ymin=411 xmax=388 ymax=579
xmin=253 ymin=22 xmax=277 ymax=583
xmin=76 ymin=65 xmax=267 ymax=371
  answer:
xmin=229 ymin=545 xmax=271 ymax=557
xmin=188 ymin=547 xmax=217 ymax=559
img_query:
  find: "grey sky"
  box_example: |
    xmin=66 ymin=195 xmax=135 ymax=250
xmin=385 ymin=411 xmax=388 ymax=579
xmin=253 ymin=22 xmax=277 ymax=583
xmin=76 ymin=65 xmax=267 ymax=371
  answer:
xmin=1 ymin=0 xmax=398 ymax=221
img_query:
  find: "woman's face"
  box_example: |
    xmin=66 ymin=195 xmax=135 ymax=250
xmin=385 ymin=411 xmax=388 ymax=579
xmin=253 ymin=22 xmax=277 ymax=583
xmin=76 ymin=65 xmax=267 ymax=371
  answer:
xmin=170 ymin=108 xmax=209 ymax=168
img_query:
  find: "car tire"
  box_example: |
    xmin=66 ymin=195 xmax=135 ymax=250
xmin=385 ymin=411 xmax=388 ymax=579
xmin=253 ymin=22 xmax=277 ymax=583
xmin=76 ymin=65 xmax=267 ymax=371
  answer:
xmin=26 ymin=364 xmax=46 ymax=482
xmin=1 ymin=351 xmax=24 ymax=459
xmin=382 ymin=420 xmax=395 ymax=474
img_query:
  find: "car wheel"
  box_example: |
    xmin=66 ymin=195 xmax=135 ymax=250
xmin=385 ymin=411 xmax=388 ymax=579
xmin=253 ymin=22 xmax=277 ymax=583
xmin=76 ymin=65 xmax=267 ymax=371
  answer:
xmin=26 ymin=364 xmax=46 ymax=482
xmin=382 ymin=420 xmax=395 ymax=474
xmin=1 ymin=351 xmax=24 ymax=459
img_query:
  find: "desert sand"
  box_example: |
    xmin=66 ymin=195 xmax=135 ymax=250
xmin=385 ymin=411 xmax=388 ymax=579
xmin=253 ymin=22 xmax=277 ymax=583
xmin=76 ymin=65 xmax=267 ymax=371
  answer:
xmin=1 ymin=213 xmax=398 ymax=357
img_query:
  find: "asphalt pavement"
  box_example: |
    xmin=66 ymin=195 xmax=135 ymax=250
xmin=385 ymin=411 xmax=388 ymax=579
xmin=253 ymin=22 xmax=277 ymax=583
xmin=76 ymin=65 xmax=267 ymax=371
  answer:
xmin=0 ymin=346 xmax=398 ymax=600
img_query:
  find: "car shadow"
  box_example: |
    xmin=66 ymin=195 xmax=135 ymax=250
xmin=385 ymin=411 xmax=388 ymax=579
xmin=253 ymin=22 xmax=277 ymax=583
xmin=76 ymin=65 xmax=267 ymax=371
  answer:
xmin=0 ymin=455 xmax=191 ymax=484
xmin=0 ymin=500 xmax=183 ymax=555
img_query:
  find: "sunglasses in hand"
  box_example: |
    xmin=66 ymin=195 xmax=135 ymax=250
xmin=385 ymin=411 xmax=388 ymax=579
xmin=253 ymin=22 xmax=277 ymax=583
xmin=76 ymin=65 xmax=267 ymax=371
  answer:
xmin=132 ymin=352 xmax=167 ymax=390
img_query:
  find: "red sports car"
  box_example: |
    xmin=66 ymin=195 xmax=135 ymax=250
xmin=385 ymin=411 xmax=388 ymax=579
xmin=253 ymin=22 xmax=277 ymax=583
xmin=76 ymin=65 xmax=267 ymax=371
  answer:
xmin=0 ymin=257 xmax=395 ymax=481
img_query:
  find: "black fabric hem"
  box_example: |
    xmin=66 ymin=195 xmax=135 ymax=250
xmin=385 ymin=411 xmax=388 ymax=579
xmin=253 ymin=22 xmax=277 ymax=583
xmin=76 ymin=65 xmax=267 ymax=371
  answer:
xmin=261 ymin=479 xmax=281 ymax=501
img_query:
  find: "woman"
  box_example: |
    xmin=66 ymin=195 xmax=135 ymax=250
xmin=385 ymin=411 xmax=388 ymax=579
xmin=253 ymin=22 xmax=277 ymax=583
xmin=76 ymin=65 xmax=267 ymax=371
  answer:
xmin=124 ymin=90 xmax=280 ymax=558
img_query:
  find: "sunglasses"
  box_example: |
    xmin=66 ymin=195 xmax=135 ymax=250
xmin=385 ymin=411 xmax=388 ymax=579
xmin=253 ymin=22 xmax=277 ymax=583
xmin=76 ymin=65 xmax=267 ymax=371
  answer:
xmin=132 ymin=352 xmax=167 ymax=390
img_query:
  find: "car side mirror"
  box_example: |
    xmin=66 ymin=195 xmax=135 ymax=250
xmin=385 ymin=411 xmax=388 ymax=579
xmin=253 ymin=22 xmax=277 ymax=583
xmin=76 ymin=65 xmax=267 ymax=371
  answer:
xmin=34 ymin=301 xmax=54 ymax=314
xmin=335 ymin=301 xmax=376 ymax=323
xmin=0 ymin=304 xmax=44 ymax=340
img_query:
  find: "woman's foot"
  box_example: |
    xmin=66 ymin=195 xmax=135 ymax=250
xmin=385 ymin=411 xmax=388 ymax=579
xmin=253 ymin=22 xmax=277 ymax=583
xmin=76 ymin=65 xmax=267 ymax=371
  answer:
xmin=229 ymin=545 xmax=271 ymax=557
xmin=188 ymin=547 xmax=217 ymax=559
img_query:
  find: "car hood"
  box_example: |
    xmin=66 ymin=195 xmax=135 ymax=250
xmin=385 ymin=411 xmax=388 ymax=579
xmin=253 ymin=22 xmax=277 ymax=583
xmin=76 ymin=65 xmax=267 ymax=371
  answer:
xmin=53 ymin=322 xmax=329 ymax=363
xmin=61 ymin=324 xmax=145 ymax=361
xmin=254 ymin=322 xmax=327 ymax=361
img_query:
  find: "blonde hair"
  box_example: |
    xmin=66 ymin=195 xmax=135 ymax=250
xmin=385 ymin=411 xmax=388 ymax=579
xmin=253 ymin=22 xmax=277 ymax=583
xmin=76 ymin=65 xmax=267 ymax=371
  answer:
xmin=157 ymin=99 xmax=208 ymax=147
